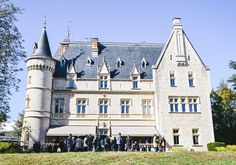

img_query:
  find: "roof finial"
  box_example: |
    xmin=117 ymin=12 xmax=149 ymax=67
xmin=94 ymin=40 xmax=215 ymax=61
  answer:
xmin=43 ymin=13 xmax=47 ymax=29
xmin=67 ymin=20 xmax=71 ymax=38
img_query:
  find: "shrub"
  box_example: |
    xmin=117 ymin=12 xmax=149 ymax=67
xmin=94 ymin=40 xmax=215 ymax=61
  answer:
xmin=226 ymin=145 xmax=236 ymax=151
xmin=207 ymin=142 xmax=226 ymax=151
xmin=0 ymin=142 xmax=22 ymax=153
xmin=0 ymin=142 xmax=12 ymax=153
xmin=215 ymin=147 xmax=226 ymax=152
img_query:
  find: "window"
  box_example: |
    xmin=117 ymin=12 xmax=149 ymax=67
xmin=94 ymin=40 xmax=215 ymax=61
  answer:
xmin=86 ymin=56 xmax=93 ymax=67
xmin=132 ymin=76 xmax=138 ymax=89
xmin=189 ymin=98 xmax=198 ymax=112
xmin=55 ymin=98 xmax=65 ymax=113
xmin=28 ymin=76 xmax=31 ymax=84
xmin=117 ymin=60 xmax=121 ymax=68
xmin=169 ymin=97 xmax=178 ymax=112
xmin=170 ymin=54 xmax=173 ymax=61
xmin=77 ymin=99 xmax=87 ymax=114
xmin=69 ymin=79 xmax=75 ymax=88
xmin=141 ymin=58 xmax=148 ymax=68
xmin=99 ymin=99 xmax=108 ymax=114
xmin=100 ymin=76 xmax=108 ymax=89
xmin=181 ymin=98 xmax=186 ymax=112
xmin=121 ymin=99 xmax=130 ymax=114
xmin=116 ymin=57 xmax=123 ymax=68
xmin=188 ymin=72 xmax=194 ymax=87
xmin=170 ymin=72 xmax=176 ymax=87
xmin=173 ymin=129 xmax=179 ymax=145
xmin=99 ymin=129 xmax=108 ymax=136
xmin=26 ymin=96 xmax=30 ymax=108
xmin=142 ymin=100 xmax=151 ymax=115
xmin=192 ymin=129 xmax=199 ymax=145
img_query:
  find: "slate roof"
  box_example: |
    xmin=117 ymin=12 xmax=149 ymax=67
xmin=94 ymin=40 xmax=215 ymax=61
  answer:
xmin=53 ymin=41 xmax=164 ymax=79
xmin=31 ymin=27 xmax=52 ymax=58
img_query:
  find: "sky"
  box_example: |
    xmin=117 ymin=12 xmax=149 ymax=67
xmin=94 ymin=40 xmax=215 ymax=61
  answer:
xmin=8 ymin=0 xmax=236 ymax=121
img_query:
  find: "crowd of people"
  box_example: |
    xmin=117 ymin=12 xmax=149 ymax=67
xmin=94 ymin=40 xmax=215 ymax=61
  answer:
xmin=32 ymin=133 xmax=167 ymax=153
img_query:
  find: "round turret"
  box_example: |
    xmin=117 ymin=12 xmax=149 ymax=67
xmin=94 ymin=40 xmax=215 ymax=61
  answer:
xmin=21 ymin=27 xmax=56 ymax=148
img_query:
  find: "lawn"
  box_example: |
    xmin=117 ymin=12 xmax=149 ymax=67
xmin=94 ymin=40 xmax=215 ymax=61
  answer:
xmin=1 ymin=152 xmax=236 ymax=165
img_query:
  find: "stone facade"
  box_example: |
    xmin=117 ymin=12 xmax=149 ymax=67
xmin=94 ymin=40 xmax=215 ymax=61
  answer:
xmin=21 ymin=18 xmax=214 ymax=151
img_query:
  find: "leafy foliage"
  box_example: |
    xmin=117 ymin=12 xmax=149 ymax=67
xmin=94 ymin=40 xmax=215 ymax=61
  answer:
xmin=226 ymin=145 xmax=236 ymax=151
xmin=207 ymin=142 xmax=226 ymax=151
xmin=12 ymin=112 xmax=23 ymax=139
xmin=228 ymin=60 xmax=236 ymax=90
xmin=0 ymin=0 xmax=26 ymax=122
xmin=211 ymin=82 xmax=236 ymax=144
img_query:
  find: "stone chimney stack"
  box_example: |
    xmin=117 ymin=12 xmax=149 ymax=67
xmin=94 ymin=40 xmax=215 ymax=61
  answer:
xmin=92 ymin=38 xmax=99 ymax=57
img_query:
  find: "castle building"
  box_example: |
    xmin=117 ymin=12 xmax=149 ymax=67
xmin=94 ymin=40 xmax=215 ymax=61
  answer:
xmin=21 ymin=18 xmax=214 ymax=151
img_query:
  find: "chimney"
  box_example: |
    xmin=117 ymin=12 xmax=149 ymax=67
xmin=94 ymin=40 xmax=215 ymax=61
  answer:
xmin=172 ymin=18 xmax=183 ymax=29
xmin=92 ymin=38 xmax=99 ymax=57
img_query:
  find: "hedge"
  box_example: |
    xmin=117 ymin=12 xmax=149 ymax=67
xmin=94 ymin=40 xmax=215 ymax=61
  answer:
xmin=207 ymin=142 xmax=226 ymax=151
xmin=226 ymin=145 xmax=236 ymax=151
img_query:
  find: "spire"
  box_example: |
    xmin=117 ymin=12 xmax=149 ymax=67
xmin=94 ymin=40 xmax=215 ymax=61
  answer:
xmin=32 ymin=26 xmax=52 ymax=58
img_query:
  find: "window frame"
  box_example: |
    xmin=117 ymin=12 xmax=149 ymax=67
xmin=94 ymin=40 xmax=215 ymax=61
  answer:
xmin=192 ymin=128 xmax=199 ymax=145
xmin=99 ymin=98 xmax=109 ymax=114
xmin=54 ymin=98 xmax=65 ymax=114
xmin=142 ymin=99 xmax=152 ymax=115
xmin=120 ymin=99 xmax=130 ymax=114
xmin=99 ymin=75 xmax=109 ymax=89
xmin=77 ymin=98 xmax=88 ymax=114
xmin=173 ymin=128 xmax=180 ymax=145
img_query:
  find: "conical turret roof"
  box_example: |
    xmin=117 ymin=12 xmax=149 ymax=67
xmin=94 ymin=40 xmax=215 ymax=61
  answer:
xmin=32 ymin=27 xmax=52 ymax=58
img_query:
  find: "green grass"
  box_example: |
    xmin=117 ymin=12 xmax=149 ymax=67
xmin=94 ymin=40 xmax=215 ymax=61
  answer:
xmin=0 ymin=152 xmax=236 ymax=165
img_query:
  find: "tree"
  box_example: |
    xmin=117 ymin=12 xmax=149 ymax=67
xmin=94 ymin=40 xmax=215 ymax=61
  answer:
xmin=12 ymin=112 xmax=23 ymax=139
xmin=211 ymin=82 xmax=236 ymax=144
xmin=228 ymin=60 xmax=236 ymax=90
xmin=0 ymin=0 xmax=26 ymax=122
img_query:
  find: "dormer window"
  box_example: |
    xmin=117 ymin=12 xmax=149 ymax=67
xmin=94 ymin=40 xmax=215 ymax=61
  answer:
xmin=86 ymin=56 xmax=93 ymax=67
xmin=100 ymin=76 xmax=108 ymax=89
xmin=141 ymin=58 xmax=148 ymax=68
xmin=68 ymin=78 xmax=75 ymax=89
xmin=132 ymin=76 xmax=138 ymax=89
xmin=116 ymin=57 xmax=123 ymax=68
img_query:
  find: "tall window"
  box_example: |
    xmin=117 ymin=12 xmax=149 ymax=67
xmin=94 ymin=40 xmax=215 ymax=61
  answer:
xmin=69 ymin=79 xmax=75 ymax=88
xmin=173 ymin=129 xmax=180 ymax=145
xmin=188 ymin=72 xmax=194 ymax=87
xmin=181 ymin=98 xmax=186 ymax=112
xmin=189 ymin=98 xmax=198 ymax=112
xmin=100 ymin=76 xmax=108 ymax=89
xmin=169 ymin=97 xmax=178 ymax=112
xmin=77 ymin=99 xmax=87 ymax=114
xmin=142 ymin=99 xmax=151 ymax=115
xmin=170 ymin=71 xmax=176 ymax=87
xmin=121 ymin=99 xmax=130 ymax=114
xmin=132 ymin=76 xmax=138 ymax=89
xmin=192 ymin=129 xmax=199 ymax=145
xmin=99 ymin=99 xmax=108 ymax=114
xmin=55 ymin=98 xmax=65 ymax=113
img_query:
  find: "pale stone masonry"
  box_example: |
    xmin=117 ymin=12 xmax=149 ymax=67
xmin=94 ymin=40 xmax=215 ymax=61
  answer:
xmin=21 ymin=18 xmax=214 ymax=151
